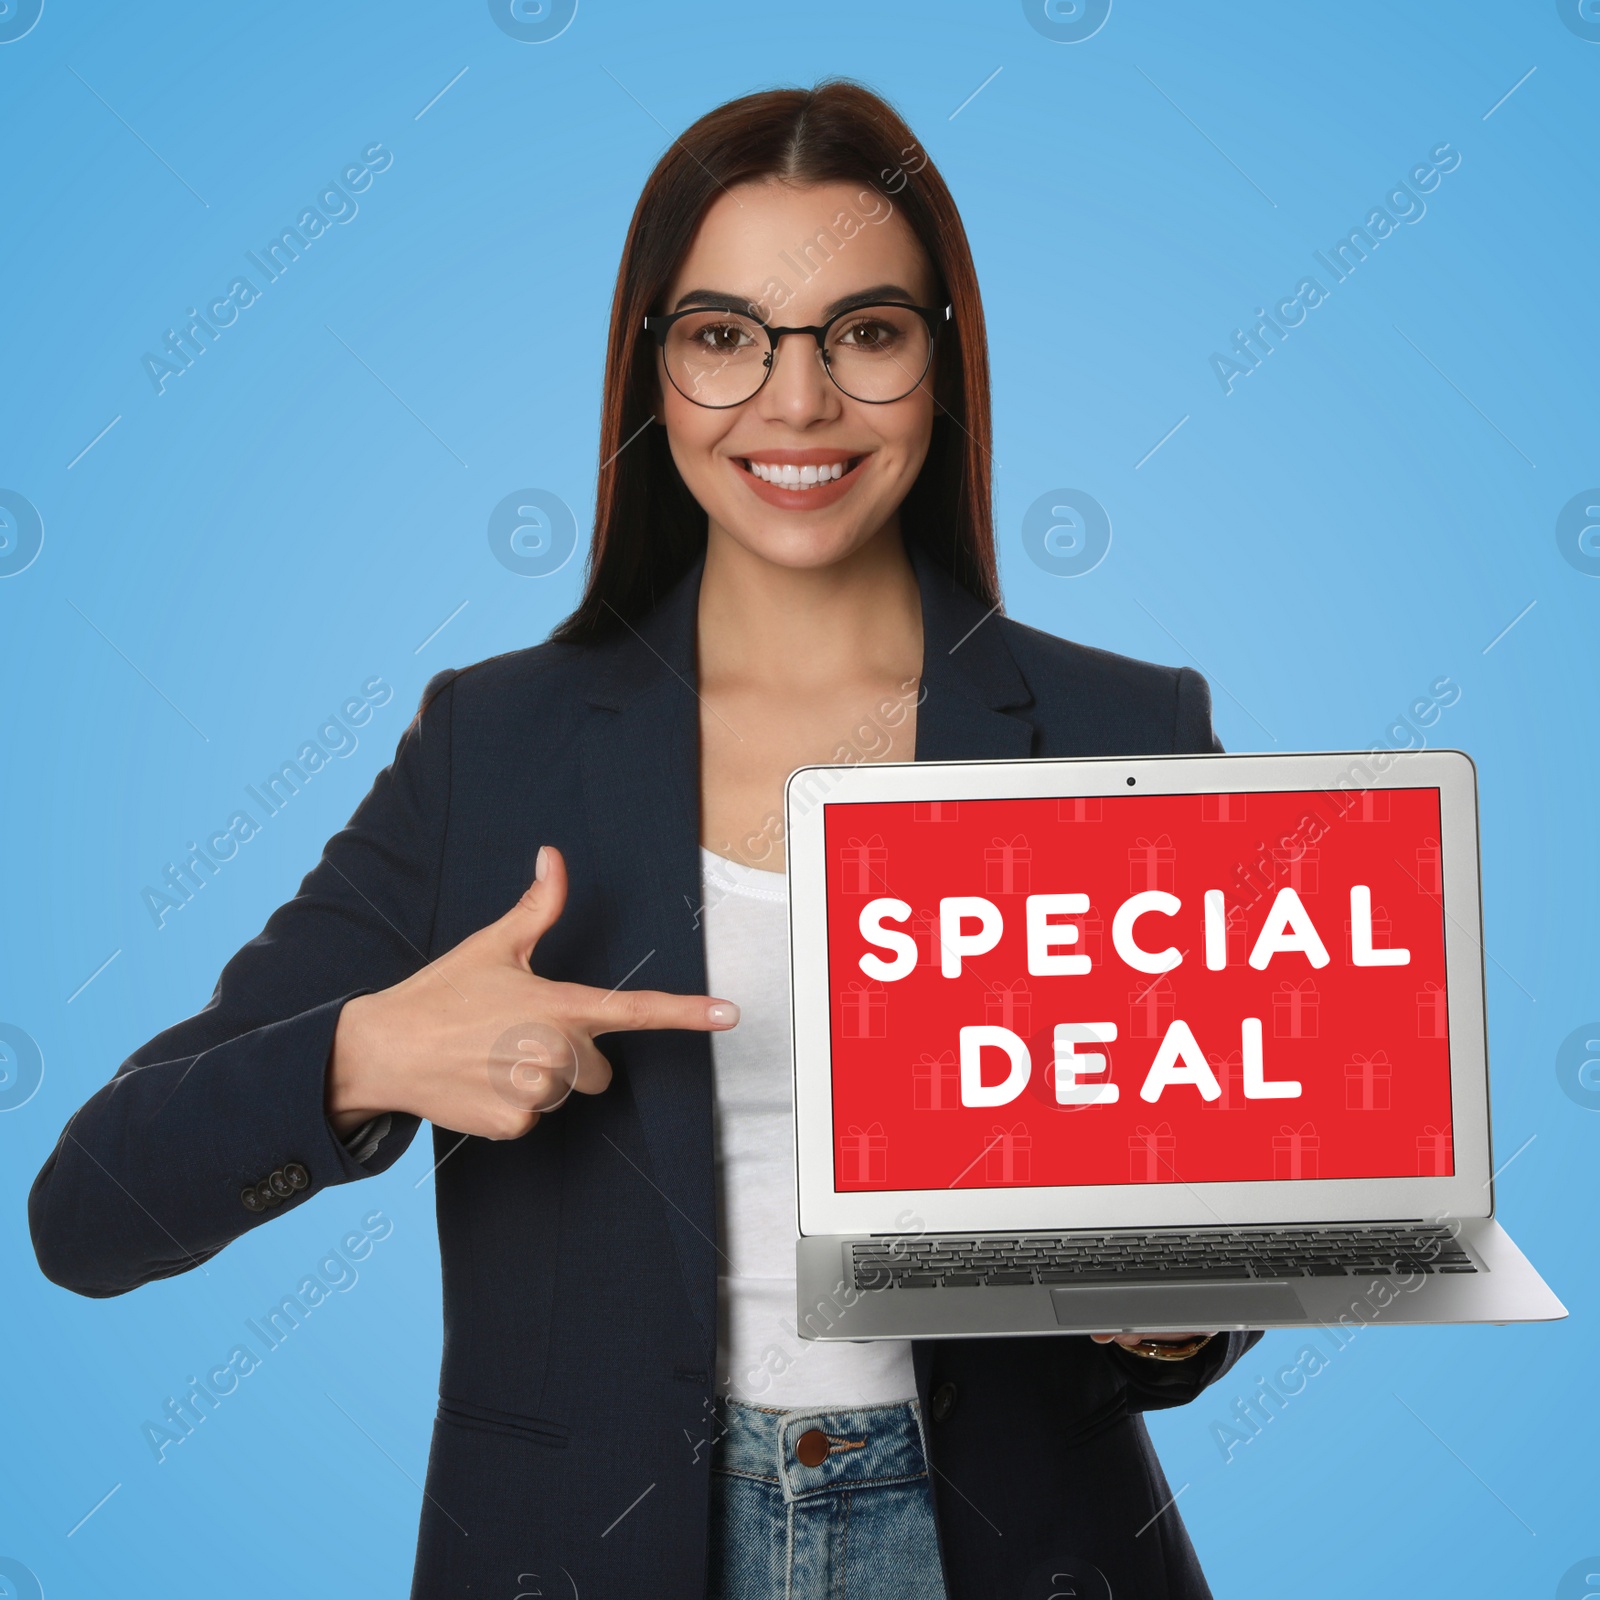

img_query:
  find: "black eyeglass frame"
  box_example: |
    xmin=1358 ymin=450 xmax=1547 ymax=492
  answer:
xmin=643 ymin=300 xmax=953 ymax=408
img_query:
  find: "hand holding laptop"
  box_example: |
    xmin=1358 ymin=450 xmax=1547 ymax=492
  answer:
xmin=1090 ymin=1330 xmax=1212 ymax=1352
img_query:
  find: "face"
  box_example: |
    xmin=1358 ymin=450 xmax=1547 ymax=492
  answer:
xmin=653 ymin=179 xmax=942 ymax=572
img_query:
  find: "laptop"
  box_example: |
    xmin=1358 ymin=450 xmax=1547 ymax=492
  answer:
xmin=786 ymin=749 xmax=1566 ymax=1338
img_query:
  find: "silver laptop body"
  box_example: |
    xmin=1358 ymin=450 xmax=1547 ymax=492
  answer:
xmin=786 ymin=750 xmax=1566 ymax=1339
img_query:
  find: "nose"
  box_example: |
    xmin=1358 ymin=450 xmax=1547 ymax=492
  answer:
xmin=754 ymin=330 xmax=841 ymax=427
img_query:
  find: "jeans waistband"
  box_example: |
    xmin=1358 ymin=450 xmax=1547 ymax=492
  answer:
xmin=711 ymin=1396 xmax=930 ymax=1502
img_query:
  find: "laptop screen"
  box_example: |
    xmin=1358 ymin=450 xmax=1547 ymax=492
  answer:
xmin=823 ymin=787 xmax=1453 ymax=1192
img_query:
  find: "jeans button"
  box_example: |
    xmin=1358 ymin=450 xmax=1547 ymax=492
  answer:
xmin=930 ymin=1382 xmax=957 ymax=1423
xmin=794 ymin=1428 xmax=830 ymax=1467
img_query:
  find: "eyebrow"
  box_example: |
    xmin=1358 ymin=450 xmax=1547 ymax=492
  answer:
xmin=671 ymin=282 xmax=921 ymax=319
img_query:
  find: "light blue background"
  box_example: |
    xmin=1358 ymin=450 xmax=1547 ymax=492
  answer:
xmin=2 ymin=2 xmax=1596 ymax=1595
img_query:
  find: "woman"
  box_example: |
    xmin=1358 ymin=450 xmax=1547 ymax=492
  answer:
xmin=31 ymin=81 xmax=1260 ymax=1599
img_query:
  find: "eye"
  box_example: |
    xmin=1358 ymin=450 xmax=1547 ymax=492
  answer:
xmin=836 ymin=316 xmax=901 ymax=352
xmin=690 ymin=320 xmax=757 ymax=354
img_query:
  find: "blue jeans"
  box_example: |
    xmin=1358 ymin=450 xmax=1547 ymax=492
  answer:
xmin=707 ymin=1397 xmax=950 ymax=1599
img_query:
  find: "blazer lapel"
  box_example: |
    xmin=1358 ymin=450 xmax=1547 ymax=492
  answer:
xmin=574 ymin=538 xmax=1036 ymax=1354
xmin=578 ymin=560 xmax=720 ymax=1352
xmin=907 ymin=538 xmax=1036 ymax=762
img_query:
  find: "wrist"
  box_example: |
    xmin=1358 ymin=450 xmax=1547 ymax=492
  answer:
xmin=327 ymin=994 xmax=394 ymax=1134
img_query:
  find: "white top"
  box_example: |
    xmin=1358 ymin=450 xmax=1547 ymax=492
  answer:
xmin=700 ymin=846 xmax=917 ymax=1408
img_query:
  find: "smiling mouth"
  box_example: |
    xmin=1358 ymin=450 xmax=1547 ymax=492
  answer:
xmin=739 ymin=455 xmax=865 ymax=491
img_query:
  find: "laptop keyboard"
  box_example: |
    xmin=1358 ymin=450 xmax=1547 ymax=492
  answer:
xmin=847 ymin=1225 xmax=1477 ymax=1290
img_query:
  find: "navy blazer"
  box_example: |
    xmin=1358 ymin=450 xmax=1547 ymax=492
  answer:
xmin=32 ymin=539 xmax=1261 ymax=1599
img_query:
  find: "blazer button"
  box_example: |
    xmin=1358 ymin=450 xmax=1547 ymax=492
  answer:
xmin=930 ymin=1382 xmax=958 ymax=1423
xmin=284 ymin=1162 xmax=310 ymax=1191
xmin=255 ymin=1179 xmax=278 ymax=1208
xmin=240 ymin=1186 xmax=265 ymax=1213
xmin=794 ymin=1428 xmax=830 ymax=1468
xmin=268 ymin=1169 xmax=294 ymax=1199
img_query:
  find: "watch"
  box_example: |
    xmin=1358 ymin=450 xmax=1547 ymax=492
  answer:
xmin=1120 ymin=1333 xmax=1216 ymax=1361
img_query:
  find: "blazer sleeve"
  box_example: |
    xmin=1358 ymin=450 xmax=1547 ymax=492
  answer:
xmin=28 ymin=671 xmax=459 ymax=1298
xmin=1175 ymin=664 xmax=1224 ymax=755
xmin=1100 ymin=1327 xmax=1265 ymax=1415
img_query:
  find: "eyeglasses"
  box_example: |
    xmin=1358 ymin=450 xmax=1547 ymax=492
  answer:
xmin=644 ymin=300 xmax=951 ymax=409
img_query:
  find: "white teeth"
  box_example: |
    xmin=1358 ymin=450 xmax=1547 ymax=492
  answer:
xmin=743 ymin=459 xmax=852 ymax=489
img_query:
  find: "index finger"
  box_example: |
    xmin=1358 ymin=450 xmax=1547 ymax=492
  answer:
xmin=561 ymin=985 xmax=740 ymax=1036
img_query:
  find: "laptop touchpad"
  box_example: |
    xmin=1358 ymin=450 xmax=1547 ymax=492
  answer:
xmin=1051 ymin=1281 xmax=1305 ymax=1328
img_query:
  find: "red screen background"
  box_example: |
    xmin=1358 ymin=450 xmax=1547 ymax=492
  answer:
xmin=823 ymin=788 xmax=1454 ymax=1191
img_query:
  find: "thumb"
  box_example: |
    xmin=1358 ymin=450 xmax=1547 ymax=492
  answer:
xmin=492 ymin=844 xmax=567 ymax=965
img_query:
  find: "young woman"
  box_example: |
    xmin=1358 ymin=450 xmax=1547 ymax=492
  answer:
xmin=32 ymin=81 xmax=1260 ymax=1600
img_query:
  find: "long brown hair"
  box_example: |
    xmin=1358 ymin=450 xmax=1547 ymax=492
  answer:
xmin=549 ymin=79 xmax=999 ymax=644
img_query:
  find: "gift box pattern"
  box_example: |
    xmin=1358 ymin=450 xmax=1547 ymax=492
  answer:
xmin=1271 ymin=979 xmax=1320 ymax=1039
xmin=1416 ymin=982 xmax=1447 ymax=1039
xmin=1347 ymin=790 xmax=1391 ymax=823
xmin=913 ymin=1051 xmax=960 ymax=1111
xmin=1128 ymin=975 xmax=1176 ymax=1039
xmin=1201 ymin=794 xmax=1248 ymax=823
xmin=914 ymin=800 xmax=960 ymax=823
xmin=984 ymin=835 xmax=1032 ymax=894
xmin=1344 ymin=1051 xmax=1392 ymax=1111
xmin=983 ymin=1122 xmax=1031 ymax=1184
xmin=983 ymin=979 xmax=1031 ymax=1034
xmin=1128 ymin=834 xmax=1177 ymax=894
xmin=838 ymin=834 xmax=888 ymax=894
xmin=1128 ymin=1122 xmax=1176 ymax=1182
xmin=1416 ymin=1124 xmax=1452 ymax=1176
xmin=1271 ymin=1123 xmax=1319 ymax=1179
xmin=1416 ymin=837 xmax=1442 ymax=896
xmin=1058 ymin=796 xmax=1103 ymax=823
xmin=1206 ymin=1050 xmax=1246 ymax=1111
xmin=911 ymin=908 xmax=940 ymax=969
xmin=1272 ymin=843 xmax=1320 ymax=894
xmin=838 ymin=981 xmax=886 ymax=1039
xmin=1345 ymin=904 xmax=1394 ymax=966
xmin=840 ymin=1123 xmax=887 ymax=1183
